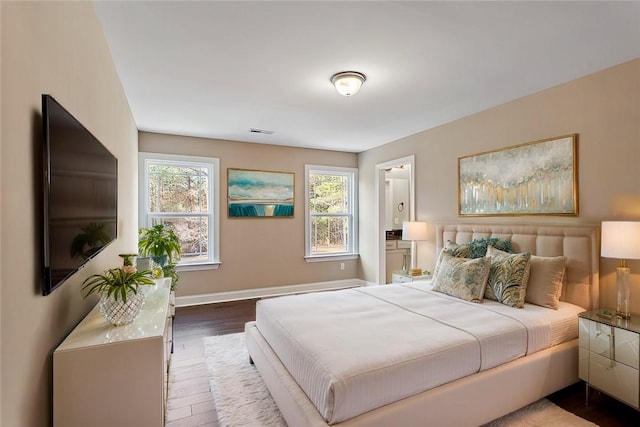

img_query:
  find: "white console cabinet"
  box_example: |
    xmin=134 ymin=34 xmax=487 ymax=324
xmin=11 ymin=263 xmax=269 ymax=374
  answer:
xmin=53 ymin=278 xmax=173 ymax=427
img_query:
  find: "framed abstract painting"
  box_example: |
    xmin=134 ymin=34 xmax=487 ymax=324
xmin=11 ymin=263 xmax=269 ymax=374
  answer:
xmin=458 ymin=134 xmax=578 ymax=216
xmin=227 ymin=169 xmax=294 ymax=218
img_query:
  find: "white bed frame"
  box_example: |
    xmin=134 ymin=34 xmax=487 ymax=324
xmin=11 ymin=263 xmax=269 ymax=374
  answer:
xmin=245 ymin=223 xmax=599 ymax=426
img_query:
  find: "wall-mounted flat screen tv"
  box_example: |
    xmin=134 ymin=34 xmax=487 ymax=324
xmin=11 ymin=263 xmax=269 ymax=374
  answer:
xmin=42 ymin=94 xmax=118 ymax=295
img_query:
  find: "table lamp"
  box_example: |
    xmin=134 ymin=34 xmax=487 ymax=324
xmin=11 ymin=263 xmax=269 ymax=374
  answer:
xmin=402 ymin=221 xmax=428 ymax=275
xmin=601 ymin=221 xmax=640 ymax=318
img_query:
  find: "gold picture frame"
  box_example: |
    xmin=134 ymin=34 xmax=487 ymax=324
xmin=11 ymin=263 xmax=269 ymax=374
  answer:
xmin=458 ymin=134 xmax=578 ymax=216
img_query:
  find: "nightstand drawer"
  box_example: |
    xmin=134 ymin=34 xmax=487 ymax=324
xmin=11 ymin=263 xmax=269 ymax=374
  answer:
xmin=616 ymin=328 xmax=639 ymax=369
xmin=392 ymin=273 xmax=413 ymax=283
xmin=578 ymin=318 xmax=590 ymax=350
xmin=589 ymin=321 xmax=614 ymax=357
xmin=589 ymin=321 xmax=639 ymax=368
xmin=578 ymin=347 xmax=589 ymax=381
xmin=392 ymin=272 xmax=432 ymax=283
xmin=589 ymin=352 xmax=639 ymax=408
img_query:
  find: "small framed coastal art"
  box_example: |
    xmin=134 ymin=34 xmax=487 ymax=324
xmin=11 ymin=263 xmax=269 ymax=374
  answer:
xmin=458 ymin=134 xmax=578 ymax=216
xmin=227 ymin=168 xmax=294 ymax=218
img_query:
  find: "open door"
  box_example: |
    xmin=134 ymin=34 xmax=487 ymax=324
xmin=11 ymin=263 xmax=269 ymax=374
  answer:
xmin=375 ymin=155 xmax=415 ymax=284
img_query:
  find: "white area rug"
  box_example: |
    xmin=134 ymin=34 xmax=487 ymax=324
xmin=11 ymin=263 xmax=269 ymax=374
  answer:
xmin=204 ymin=333 xmax=286 ymax=427
xmin=204 ymin=333 xmax=597 ymax=427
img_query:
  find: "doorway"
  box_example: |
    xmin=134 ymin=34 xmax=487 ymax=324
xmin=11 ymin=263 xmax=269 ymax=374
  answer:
xmin=375 ymin=155 xmax=415 ymax=284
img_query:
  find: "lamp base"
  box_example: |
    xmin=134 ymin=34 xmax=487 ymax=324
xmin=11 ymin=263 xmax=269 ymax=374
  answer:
xmin=616 ymin=266 xmax=631 ymax=319
xmin=410 ymin=240 xmax=417 ymax=270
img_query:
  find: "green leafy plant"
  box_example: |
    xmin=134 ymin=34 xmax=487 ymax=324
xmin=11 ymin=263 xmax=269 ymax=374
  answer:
xmin=138 ymin=224 xmax=181 ymax=265
xmin=161 ymin=263 xmax=180 ymax=289
xmin=82 ymin=267 xmax=154 ymax=303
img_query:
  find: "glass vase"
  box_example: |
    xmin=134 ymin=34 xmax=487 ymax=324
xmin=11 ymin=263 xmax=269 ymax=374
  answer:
xmin=99 ymin=289 xmax=146 ymax=326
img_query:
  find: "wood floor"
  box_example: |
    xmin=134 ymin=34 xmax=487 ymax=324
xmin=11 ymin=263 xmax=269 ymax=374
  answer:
xmin=166 ymin=299 xmax=640 ymax=427
xmin=165 ymin=299 xmax=257 ymax=427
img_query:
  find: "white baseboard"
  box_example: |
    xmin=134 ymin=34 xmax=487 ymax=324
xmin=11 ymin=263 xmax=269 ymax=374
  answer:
xmin=175 ymin=278 xmax=375 ymax=307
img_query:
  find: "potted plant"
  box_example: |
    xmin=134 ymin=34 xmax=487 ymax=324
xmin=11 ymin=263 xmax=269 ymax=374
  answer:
xmin=82 ymin=258 xmax=154 ymax=326
xmin=138 ymin=224 xmax=181 ymax=266
xmin=138 ymin=223 xmax=181 ymax=290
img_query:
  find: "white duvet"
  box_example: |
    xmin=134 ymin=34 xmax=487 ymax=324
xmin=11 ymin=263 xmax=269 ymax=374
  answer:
xmin=255 ymin=282 xmax=583 ymax=424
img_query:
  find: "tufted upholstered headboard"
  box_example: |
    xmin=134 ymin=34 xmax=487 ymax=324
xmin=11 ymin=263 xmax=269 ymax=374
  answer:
xmin=436 ymin=223 xmax=600 ymax=310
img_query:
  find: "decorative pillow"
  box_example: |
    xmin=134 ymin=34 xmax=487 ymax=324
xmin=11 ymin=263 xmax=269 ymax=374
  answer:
xmin=525 ymin=255 xmax=567 ymax=309
xmin=485 ymin=246 xmax=531 ymax=308
xmin=444 ymin=240 xmax=471 ymax=257
xmin=432 ymin=242 xmax=471 ymax=279
xmin=442 ymin=237 xmax=513 ymax=259
xmin=466 ymin=237 xmax=513 ymax=258
xmin=431 ymin=253 xmax=491 ymax=303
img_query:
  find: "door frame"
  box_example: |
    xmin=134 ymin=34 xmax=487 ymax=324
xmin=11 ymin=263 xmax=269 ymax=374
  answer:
xmin=374 ymin=155 xmax=415 ymax=284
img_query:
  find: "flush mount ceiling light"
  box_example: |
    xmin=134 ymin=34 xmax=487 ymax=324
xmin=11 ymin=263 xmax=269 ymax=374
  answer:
xmin=330 ymin=71 xmax=366 ymax=96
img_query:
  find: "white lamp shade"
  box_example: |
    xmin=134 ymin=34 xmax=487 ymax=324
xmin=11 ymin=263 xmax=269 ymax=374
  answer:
xmin=601 ymin=221 xmax=640 ymax=260
xmin=402 ymin=221 xmax=428 ymax=241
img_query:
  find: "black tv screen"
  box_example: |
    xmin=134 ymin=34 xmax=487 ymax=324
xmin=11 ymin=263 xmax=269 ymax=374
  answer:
xmin=42 ymin=95 xmax=118 ymax=295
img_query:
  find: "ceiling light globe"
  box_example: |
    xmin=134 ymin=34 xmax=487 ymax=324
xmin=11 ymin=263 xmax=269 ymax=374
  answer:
xmin=331 ymin=71 xmax=366 ymax=96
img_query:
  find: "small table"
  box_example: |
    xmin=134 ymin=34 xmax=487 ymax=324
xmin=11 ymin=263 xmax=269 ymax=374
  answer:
xmin=391 ymin=271 xmax=432 ymax=284
xmin=578 ymin=309 xmax=640 ymax=409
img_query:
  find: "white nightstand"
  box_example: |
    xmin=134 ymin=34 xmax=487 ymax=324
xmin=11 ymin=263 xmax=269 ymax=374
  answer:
xmin=391 ymin=271 xmax=432 ymax=284
xmin=578 ymin=309 xmax=640 ymax=409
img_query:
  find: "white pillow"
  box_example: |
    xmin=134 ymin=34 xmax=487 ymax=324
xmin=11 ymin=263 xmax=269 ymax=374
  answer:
xmin=526 ymin=255 xmax=567 ymax=309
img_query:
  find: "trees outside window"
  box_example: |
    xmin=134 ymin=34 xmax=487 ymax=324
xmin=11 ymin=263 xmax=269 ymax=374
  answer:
xmin=139 ymin=153 xmax=219 ymax=266
xmin=305 ymin=165 xmax=358 ymax=259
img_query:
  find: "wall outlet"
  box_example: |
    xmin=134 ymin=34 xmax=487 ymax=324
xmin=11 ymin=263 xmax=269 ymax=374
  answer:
xmin=340 ymin=262 xmax=345 ymax=271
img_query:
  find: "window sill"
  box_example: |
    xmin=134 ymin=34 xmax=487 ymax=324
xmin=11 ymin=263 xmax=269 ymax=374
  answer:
xmin=304 ymin=254 xmax=359 ymax=263
xmin=176 ymin=262 xmax=221 ymax=272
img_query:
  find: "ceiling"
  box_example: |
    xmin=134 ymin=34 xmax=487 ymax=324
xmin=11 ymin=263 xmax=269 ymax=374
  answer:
xmin=94 ymin=1 xmax=640 ymax=153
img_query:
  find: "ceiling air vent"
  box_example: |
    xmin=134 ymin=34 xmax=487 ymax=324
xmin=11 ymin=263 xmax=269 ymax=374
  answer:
xmin=249 ymin=128 xmax=275 ymax=135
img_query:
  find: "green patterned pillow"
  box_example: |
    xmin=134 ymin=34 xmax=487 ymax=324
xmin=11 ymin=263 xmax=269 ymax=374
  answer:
xmin=432 ymin=253 xmax=491 ymax=303
xmin=485 ymin=246 xmax=531 ymax=308
xmin=466 ymin=237 xmax=513 ymax=258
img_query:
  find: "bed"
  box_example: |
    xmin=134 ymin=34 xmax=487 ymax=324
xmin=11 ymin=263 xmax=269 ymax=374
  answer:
xmin=245 ymin=223 xmax=599 ymax=426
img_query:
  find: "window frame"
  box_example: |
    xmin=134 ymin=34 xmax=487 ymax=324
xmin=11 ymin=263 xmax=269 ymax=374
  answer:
xmin=304 ymin=164 xmax=359 ymax=262
xmin=138 ymin=152 xmax=220 ymax=270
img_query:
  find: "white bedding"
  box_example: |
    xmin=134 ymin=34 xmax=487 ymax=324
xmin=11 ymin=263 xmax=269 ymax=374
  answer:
xmin=255 ymin=282 xmax=584 ymax=424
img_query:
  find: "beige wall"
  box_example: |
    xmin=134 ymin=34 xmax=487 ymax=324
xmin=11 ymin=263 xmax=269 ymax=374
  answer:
xmin=359 ymin=58 xmax=640 ymax=312
xmin=1 ymin=2 xmax=138 ymax=426
xmin=139 ymin=132 xmax=358 ymax=297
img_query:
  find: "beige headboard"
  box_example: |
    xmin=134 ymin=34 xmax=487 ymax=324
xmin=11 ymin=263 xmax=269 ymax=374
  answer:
xmin=436 ymin=223 xmax=600 ymax=310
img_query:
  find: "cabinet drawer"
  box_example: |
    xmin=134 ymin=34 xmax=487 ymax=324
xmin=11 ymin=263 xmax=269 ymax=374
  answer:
xmin=397 ymin=240 xmax=411 ymax=249
xmin=589 ymin=321 xmax=639 ymax=368
xmin=385 ymin=241 xmax=397 ymax=250
xmin=615 ymin=328 xmax=639 ymax=369
xmin=392 ymin=274 xmax=412 ymax=283
xmin=589 ymin=321 xmax=614 ymax=357
xmin=578 ymin=318 xmax=590 ymax=350
xmin=578 ymin=347 xmax=589 ymax=382
xmin=589 ymin=352 xmax=639 ymax=408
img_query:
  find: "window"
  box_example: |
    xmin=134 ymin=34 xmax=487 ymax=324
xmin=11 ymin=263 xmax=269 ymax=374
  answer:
xmin=139 ymin=153 xmax=220 ymax=268
xmin=305 ymin=165 xmax=358 ymax=260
